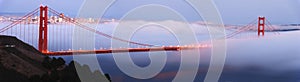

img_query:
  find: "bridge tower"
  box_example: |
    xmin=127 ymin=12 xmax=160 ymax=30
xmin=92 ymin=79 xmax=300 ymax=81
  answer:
xmin=258 ymin=16 xmax=265 ymax=36
xmin=38 ymin=6 xmax=48 ymax=52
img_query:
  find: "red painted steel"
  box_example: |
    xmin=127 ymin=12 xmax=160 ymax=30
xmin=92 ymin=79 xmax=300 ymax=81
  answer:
xmin=43 ymin=46 xmax=199 ymax=56
xmin=38 ymin=6 xmax=48 ymax=53
xmin=258 ymin=17 xmax=265 ymax=36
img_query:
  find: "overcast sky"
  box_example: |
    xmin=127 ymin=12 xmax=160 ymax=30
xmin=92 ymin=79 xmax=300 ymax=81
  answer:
xmin=0 ymin=0 xmax=300 ymax=24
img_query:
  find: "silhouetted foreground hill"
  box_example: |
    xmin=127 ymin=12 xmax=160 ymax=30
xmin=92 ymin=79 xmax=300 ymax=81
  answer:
xmin=0 ymin=35 xmax=46 ymax=78
xmin=0 ymin=35 xmax=110 ymax=82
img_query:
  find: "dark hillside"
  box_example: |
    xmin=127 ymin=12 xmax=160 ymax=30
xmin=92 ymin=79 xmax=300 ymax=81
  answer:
xmin=0 ymin=35 xmax=111 ymax=82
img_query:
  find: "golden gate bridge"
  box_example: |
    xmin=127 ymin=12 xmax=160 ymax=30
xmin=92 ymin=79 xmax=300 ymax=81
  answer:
xmin=0 ymin=6 xmax=278 ymax=56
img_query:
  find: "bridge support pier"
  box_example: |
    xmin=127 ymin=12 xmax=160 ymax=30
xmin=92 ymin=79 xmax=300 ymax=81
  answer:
xmin=38 ymin=6 xmax=48 ymax=52
xmin=258 ymin=16 xmax=265 ymax=36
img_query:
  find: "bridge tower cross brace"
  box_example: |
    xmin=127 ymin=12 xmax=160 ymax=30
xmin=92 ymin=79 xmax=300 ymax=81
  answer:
xmin=38 ymin=6 xmax=48 ymax=52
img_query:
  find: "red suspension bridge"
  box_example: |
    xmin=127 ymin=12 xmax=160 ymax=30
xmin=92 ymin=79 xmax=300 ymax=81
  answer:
xmin=0 ymin=6 xmax=278 ymax=56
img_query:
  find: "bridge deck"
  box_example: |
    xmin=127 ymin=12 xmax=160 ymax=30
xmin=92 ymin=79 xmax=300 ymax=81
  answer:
xmin=43 ymin=46 xmax=200 ymax=56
